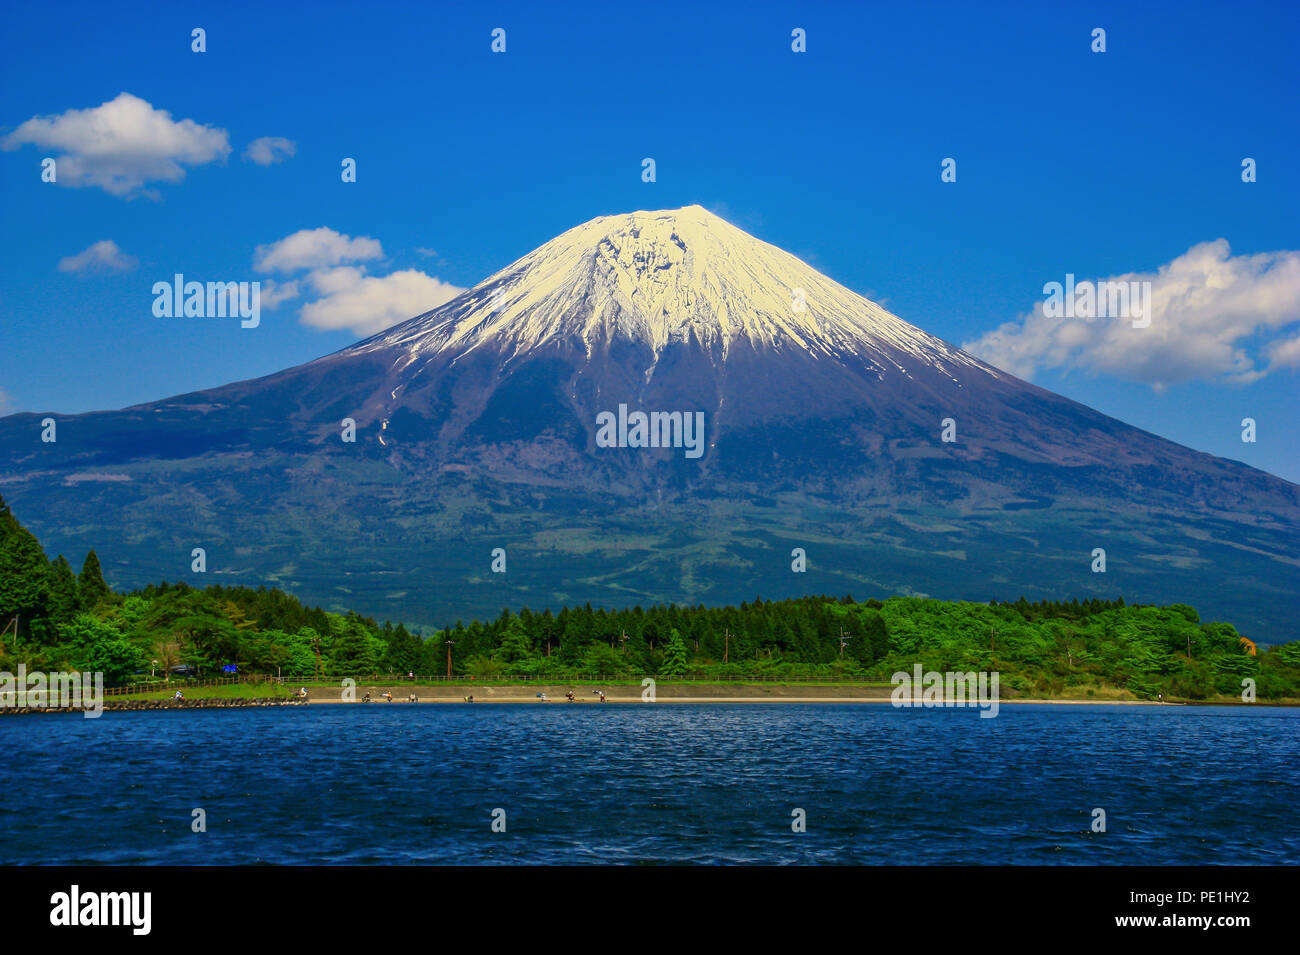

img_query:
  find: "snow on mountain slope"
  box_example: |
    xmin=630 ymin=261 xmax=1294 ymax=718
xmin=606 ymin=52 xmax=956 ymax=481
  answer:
xmin=347 ymin=205 xmax=999 ymax=383
xmin=120 ymin=205 xmax=1295 ymax=484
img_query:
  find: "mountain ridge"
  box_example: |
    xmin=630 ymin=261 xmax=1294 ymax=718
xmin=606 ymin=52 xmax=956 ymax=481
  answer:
xmin=2 ymin=206 xmax=1296 ymax=638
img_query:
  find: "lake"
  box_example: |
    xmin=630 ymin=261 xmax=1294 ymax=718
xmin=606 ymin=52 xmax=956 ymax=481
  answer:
xmin=2 ymin=703 xmax=1295 ymax=864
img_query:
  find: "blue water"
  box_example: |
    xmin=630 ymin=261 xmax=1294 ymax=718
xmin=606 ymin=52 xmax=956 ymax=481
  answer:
xmin=1 ymin=703 xmax=1296 ymax=864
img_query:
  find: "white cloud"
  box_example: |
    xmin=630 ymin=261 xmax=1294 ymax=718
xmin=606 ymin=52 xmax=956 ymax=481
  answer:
xmin=964 ymin=240 xmax=1300 ymax=389
xmin=254 ymin=227 xmax=383 ymax=273
xmin=57 ymin=239 xmax=137 ymax=274
xmin=259 ymin=278 xmax=301 ymax=309
xmin=299 ymin=267 xmax=464 ymax=335
xmin=2 ymin=92 xmax=230 ymax=198
xmin=252 ymin=228 xmax=464 ymax=334
xmin=243 ymin=136 xmax=296 ymax=166
xmin=1266 ymin=333 xmax=1300 ymax=370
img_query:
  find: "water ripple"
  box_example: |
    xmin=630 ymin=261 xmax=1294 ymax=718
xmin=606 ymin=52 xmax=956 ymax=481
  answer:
xmin=0 ymin=703 xmax=1295 ymax=864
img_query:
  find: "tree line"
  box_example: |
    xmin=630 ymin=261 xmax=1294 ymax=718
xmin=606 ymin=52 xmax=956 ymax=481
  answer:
xmin=2 ymin=493 xmax=1297 ymax=699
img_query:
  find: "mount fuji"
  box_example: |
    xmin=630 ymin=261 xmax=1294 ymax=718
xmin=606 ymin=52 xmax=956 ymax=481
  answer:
xmin=3 ymin=206 xmax=1297 ymax=637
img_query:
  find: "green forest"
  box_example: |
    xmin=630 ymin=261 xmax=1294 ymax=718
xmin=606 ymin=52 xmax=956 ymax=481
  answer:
xmin=2 ymin=493 xmax=1297 ymax=700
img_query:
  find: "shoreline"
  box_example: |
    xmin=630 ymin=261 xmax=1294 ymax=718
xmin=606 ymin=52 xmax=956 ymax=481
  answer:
xmin=6 ymin=696 xmax=1295 ymax=715
xmin=307 ymin=695 xmax=1208 ymax=706
xmin=295 ymin=682 xmax=1278 ymax=706
xmin=83 ymin=680 xmax=1296 ymax=708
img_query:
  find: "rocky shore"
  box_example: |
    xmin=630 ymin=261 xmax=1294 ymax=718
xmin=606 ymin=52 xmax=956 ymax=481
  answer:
xmin=0 ymin=697 xmax=309 ymax=716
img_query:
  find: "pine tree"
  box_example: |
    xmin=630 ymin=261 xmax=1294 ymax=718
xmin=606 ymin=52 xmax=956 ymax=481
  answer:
xmin=863 ymin=610 xmax=891 ymax=661
xmin=330 ymin=618 xmax=380 ymax=674
xmin=497 ymin=618 xmax=533 ymax=663
xmin=0 ymin=493 xmax=18 ymax=538
xmin=0 ymin=494 xmax=52 ymax=640
xmin=48 ymin=555 xmax=80 ymax=623
xmin=78 ymin=550 xmax=112 ymax=608
xmin=659 ymin=629 xmax=690 ymax=675
xmin=384 ymin=622 xmax=422 ymax=673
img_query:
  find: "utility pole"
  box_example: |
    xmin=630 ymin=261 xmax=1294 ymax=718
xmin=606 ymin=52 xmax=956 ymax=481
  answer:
xmin=723 ymin=629 xmax=730 ymax=664
xmin=839 ymin=626 xmax=847 ymax=657
xmin=445 ymin=639 xmax=454 ymax=679
xmin=313 ymin=633 xmax=322 ymax=680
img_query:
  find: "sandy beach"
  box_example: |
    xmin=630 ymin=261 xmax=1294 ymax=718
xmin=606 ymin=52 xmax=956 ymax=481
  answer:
xmin=304 ymin=683 xmax=1174 ymax=705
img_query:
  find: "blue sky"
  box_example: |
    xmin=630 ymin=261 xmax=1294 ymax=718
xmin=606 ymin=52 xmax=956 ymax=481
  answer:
xmin=2 ymin=0 xmax=1297 ymax=480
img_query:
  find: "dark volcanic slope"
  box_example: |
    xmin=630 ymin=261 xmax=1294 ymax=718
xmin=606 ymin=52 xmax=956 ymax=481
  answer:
xmin=2 ymin=207 xmax=1297 ymax=638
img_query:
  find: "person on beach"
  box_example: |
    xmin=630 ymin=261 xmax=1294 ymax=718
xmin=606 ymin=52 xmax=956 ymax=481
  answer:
xmin=363 ymin=692 xmax=372 ymax=703
xmin=299 ymin=687 xmax=308 ymax=699
xmin=565 ymin=690 xmax=575 ymax=702
xmin=599 ymin=691 xmax=606 ymax=703
xmin=464 ymin=694 xmax=474 ymax=703
xmin=385 ymin=691 xmax=393 ymax=702
xmin=173 ymin=690 xmax=184 ymax=701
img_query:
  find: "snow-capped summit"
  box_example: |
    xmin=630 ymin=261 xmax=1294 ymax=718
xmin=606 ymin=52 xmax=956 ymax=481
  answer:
xmin=350 ymin=205 xmax=989 ymax=381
